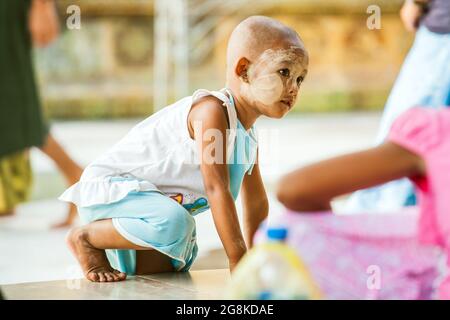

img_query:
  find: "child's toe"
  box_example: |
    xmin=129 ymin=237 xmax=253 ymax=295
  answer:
xmin=104 ymin=273 xmax=114 ymax=282
xmin=87 ymin=272 xmax=99 ymax=282
xmin=114 ymin=269 xmax=127 ymax=280
xmin=111 ymin=273 xmax=120 ymax=281
xmin=98 ymin=273 xmax=106 ymax=282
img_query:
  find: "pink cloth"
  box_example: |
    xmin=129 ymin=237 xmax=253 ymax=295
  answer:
xmin=388 ymin=107 xmax=450 ymax=299
xmin=254 ymin=107 xmax=450 ymax=299
xmin=255 ymin=209 xmax=442 ymax=300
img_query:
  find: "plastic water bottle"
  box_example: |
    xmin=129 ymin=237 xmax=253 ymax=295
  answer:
xmin=225 ymin=227 xmax=321 ymax=300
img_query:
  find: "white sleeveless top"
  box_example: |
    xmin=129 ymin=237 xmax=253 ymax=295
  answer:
xmin=59 ymin=88 xmax=257 ymax=211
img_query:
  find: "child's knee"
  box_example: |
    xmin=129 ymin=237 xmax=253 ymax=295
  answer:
xmin=168 ymin=206 xmax=195 ymax=232
xmin=161 ymin=204 xmax=195 ymax=243
xmin=66 ymin=225 xmax=89 ymax=246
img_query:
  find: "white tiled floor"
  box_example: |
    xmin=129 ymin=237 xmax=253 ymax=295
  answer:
xmin=2 ymin=269 xmax=231 ymax=300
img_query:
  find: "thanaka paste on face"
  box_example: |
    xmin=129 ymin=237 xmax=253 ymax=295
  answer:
xmin=243 ymin=46 xmax=307 ymax=106
xmin=249 ymin=73 xmax=284 ymax=105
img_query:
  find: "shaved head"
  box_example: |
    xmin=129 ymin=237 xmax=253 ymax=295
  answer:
xmin=226 ymin=16 xmax=306 ymax=78
xmin=225 ymin=16 xmax=309 ymax=119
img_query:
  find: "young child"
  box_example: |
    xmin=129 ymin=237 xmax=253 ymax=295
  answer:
xmin=276 ymin=107 xmax=450 ymax=299
xmin=60 ymin=16 xmax=309 ymax=282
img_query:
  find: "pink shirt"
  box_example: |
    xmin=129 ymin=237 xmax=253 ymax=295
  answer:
xmin=388 ymin=107 xmax=450 ymax=299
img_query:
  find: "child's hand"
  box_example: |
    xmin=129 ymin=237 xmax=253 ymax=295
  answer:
xmin=29 ymin=0 xmax=60 ymax=48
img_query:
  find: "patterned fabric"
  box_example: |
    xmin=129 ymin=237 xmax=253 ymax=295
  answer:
xmin=0 ymin=151 xmax=32 ymax=214
xmin=255 ymin=209 xmax=442 ymax=300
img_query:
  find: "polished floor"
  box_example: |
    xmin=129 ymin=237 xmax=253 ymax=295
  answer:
xmin=2 ymin=269 xmax=231 ymax=300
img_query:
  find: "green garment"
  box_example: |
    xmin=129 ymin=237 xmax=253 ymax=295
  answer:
xmin=0 ymin=0 xmax=48 ymax=158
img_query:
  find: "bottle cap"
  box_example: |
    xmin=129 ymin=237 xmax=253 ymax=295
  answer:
xmin=258 ymin=291 xmax=272 ymax=300
xmin=267 ymin=227 xmax=287 ymax=241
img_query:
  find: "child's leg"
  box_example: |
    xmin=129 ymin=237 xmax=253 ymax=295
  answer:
xmin=67 ymin=219 xmax=173 ymax=282
xmin=39 ymin=134 xmax=83 ymax=228
xmin=68 ymin=191 xmax=196 ymax=282
xmin=135 ymin=250 xmax=174 ymax=275
xmin=67 ymin=219 xmax=142 ymax=282
xmin=39 ymin=134 xmax=82 ymax=185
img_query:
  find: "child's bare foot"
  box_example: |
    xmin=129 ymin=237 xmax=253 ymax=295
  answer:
xmin=66 ymin=227 xmax=127 ymax=282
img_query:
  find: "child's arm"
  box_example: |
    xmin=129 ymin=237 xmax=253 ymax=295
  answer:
xmin=189 ymin=98 xmax=247 ymax=270
xmin=277 ymin=141 xmax=425 ymax=212
xmin=241 ymin=153 xmax=269 ymax=248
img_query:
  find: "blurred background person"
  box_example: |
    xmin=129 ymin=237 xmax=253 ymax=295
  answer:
xmin=346 ymin=0 xmax=450 ymax=213
xmin=0 ymin=0 xmax=82 ymax=226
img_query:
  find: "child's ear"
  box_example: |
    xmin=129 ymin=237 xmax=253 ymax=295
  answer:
xmin=235 ymin=57 xmax=250 ymax=83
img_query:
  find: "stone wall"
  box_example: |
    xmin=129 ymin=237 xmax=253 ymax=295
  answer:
xmin=36 ymin=0 xmax=411 ymax=118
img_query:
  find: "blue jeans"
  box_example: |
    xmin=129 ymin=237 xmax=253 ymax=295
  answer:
xmin=346 ymin=26 xmax=450 ymax=213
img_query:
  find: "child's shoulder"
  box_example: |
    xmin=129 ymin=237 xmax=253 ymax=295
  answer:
xmin=188 ymin=94 xmax=230 ymax=131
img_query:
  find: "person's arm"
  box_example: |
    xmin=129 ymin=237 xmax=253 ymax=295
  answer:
xmin=400 ymin=0 xmax=429 ymax=32
xmin=240 ymin=153 xmax=269 ymax=248
xmin=29 ymin=0 xmax=60 ymax=47
xmin=189 ymin=98 xmax=247 ymax=271
xmin=277 ymin=141 xmax=425 ymax=212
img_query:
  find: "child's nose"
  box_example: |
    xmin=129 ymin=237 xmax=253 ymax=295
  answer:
xmin=288 ymin=80 xmax=299 ymax=95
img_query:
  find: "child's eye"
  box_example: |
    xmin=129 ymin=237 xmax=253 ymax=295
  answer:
xmin=296 ymin=76 xmax=304 ymax=86
xmin=278 ymin=68 xmax=290 ymax=77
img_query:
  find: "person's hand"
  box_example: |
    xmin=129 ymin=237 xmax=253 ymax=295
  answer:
xmin=400 ymin=1 xmax=424 ymax=32
xmin=28 ymin=0 xmax=60 ymax=48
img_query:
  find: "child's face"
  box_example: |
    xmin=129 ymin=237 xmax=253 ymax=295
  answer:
xmin=243 ymin=46 xmax=308 ymax=118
